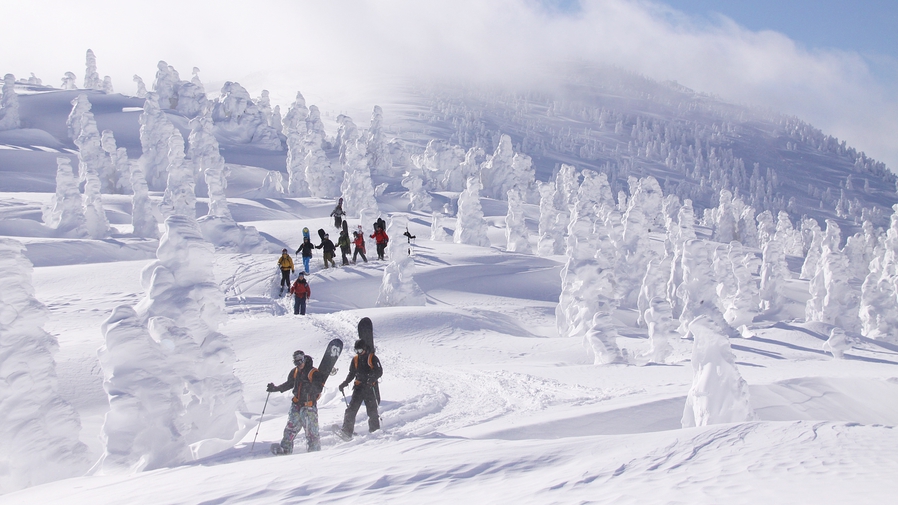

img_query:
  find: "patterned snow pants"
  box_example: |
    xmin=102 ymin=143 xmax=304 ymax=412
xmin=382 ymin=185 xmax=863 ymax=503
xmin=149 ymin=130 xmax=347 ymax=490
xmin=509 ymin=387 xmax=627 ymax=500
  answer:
xmin=279 ymin=403 xmax=320 ymax=453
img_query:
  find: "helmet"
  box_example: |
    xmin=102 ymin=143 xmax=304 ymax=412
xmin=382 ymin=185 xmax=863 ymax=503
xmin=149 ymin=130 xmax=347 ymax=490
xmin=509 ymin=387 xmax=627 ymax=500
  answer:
xmin=354 ymin=340 xmax=368 ymax=353
xmin=292 ymin=350 xmax=305 ymax=365
xmin=282 ymin=249 xmax=288 ymax=254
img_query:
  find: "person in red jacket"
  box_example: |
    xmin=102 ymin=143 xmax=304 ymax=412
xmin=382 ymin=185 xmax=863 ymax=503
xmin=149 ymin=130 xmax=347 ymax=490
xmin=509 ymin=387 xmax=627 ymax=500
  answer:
xmin=370 ymin=224 xmax=389 ymax=261
xmin=352 ymin=228 xmax=367 ymax=263
xmin=288 ymin=272 xmax=311 ymax=315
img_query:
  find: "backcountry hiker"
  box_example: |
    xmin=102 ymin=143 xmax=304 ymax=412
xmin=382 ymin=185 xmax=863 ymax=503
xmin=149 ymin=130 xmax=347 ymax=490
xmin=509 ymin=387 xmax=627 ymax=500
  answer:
xmin=370 ymin=225 xmax=389 ymax=261
xmin=295 ymin=236 xmax=315 ymax=274
xmin=288 ymin=272 xmax=311 ymax=315
xmin=337 ymin=228 xmax=351 ymax=266
xmin=352 ymin=227 xmax=367 ymax=263
xmin=267 ymin=350 xmax=327 ymax=453
xmin=337 ymin=339 xmax=383 ymax=439
xmin=277 ymin=249 xmax=294 ymax=294
xmin=331 ymin=198 xmax=346 ymax=228
xmin=316 ymin=233 xmax=337 ymax=268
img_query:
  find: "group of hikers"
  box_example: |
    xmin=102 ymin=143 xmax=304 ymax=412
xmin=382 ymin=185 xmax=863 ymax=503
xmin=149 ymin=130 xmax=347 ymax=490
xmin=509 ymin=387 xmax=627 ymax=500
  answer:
xmin=276 ymin=199 xmax=391 ymax=315
xmin=266 ymin=338 xmax=383 ymax=454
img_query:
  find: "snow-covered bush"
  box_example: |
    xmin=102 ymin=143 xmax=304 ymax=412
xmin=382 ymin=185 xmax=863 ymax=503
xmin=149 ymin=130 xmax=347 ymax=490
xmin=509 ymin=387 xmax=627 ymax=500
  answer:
xmin=43 ymin=158 xmax=88 ymax=238
xmin=0 ymin=74 xmax=20 ymax=131
xmin=97 ymin=306 xmax=190 ymax=473
xmin=283 ymin=92 xmax=310 ymax=196
xmin=83 ymin=49 xmax=101 ymax=90
xmin=505 ymin=188 xmax=531 ymax=253
xmin=366 ymin=105 xmax=393 ymax=177
xmin=0 ymin=239 xmax=90 ymax=491
xmin=454 ymin=176 xmax=490 ymax=247
xmin=338 ymin=115 xmax=378 ymax=216
xmin=681 ymin=313 xmax=757 ymax=427
xmin=129 ymin=160 xmax=160 ymax=239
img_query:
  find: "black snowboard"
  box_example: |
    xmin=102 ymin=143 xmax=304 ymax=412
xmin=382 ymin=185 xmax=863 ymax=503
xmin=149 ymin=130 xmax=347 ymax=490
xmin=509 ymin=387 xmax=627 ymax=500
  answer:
xmin=317 ymin=228 xmax=326 ymax=245
xmin=357 ymin=317 xmax=380 ymax=404
xmin=342 ymin=220 xmax=349 ymax=235
xmin=317 ymin=338 xmax=344 ymax=379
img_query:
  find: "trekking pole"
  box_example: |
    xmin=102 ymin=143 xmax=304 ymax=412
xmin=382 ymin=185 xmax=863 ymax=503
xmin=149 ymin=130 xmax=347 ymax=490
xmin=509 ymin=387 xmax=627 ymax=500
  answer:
xmin=250 ymin=392 xmax=271 ymax=453
xmin=341 ymin=389 xmax=349 ymax=407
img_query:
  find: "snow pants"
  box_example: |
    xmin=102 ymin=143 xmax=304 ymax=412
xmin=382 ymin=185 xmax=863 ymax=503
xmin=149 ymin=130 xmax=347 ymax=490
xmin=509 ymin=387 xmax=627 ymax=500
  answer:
xmin=341 ymin=385 xmax=380 ymax=436
xmin=280 ymin=403 xmax=320 ymax=453
xmin=302 ymin=257 xmax=311 ymax=274
xmin=376 ymin=243 xmax=386 ymax=260
xmin=323 ymin=252 xmax=336 ymax=268
xmin=353 ymin=247 xmax=367 ymax=263
xmin=293 ymin=296 xmax=306 ymax=315
xmin=341 ymin=247 xmax=351 ymax=265
xmin=280 ymin=269 xmax=291 ymax=288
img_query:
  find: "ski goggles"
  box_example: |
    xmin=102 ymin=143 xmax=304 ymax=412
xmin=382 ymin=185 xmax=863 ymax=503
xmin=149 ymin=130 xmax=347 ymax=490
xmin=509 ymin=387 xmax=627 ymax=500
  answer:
xmin=293 ymin=351 xmax=305 ymax=363
xmin=355 ymin=348 xmax=365 ymax=355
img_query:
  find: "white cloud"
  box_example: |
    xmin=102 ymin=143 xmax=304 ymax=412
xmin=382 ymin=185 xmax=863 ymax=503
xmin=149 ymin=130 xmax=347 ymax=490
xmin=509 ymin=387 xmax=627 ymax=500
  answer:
xmin=6 ymin=0 xmax=897 ymax=169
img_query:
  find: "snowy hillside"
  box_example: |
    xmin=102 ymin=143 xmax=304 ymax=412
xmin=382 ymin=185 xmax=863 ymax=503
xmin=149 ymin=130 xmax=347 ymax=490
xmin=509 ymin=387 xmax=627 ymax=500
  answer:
xmin=1 ymin=55 xmax=898 ymax=504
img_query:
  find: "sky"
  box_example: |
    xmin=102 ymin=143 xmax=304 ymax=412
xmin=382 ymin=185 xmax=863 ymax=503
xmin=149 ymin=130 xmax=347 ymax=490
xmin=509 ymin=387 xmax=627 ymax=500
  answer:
xmin=3 ymin=0 xmax=897 ymax=170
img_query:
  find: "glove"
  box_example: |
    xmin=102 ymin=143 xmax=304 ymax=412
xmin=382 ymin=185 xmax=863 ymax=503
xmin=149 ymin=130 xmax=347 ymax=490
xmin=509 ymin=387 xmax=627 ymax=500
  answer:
xmin=266 ymin=383 xmax=277 ymax=393
xmin=339 ymin=382 xmax=348 ymax=393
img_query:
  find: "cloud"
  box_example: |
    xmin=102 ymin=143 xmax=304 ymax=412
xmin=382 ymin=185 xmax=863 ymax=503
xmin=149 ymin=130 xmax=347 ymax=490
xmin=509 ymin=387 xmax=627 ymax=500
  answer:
xmin=6 ymin=0 xmax=898 ymax=169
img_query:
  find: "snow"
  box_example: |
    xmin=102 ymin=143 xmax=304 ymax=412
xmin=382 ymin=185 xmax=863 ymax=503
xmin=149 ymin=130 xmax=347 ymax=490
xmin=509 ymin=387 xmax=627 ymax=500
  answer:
xmin=2 ymin=67 xmax=898 ymax=504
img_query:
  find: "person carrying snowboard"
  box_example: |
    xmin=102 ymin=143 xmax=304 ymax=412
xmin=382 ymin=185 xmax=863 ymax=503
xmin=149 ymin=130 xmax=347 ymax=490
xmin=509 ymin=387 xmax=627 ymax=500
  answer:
xmin=295 ymin=236 xmax=315 ymax=274
xmin=337 ymin=339 xmax=382 ymax=439
xmin=316 ymin=233 xmax=337 ymax=268
xmin=370 ymin=224 xmax=389 ymax=261
xmin=277 ymin=249 xmax=294 ymax=295
xmin=337 ymin=227 xmax=352 ymax=266
xmin=266 ymin=350 xmax=328 ymax=453
xmin=288 ymin=272 xmax=311 ymax=315
xmin=331 ymin=198 xmax=346 ymax=228
xmin=352 ymin=227 xmax=367 ymax=263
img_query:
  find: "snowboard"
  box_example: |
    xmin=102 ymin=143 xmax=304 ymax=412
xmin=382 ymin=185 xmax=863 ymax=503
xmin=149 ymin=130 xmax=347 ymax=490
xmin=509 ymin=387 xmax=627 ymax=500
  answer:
xmin=317 ymin=228 xmax=326 ymax=245
xmin=356 ymin=317 xmax=380 ymax=405
xmin=342 ymin=220 xmax=349 ymax=236
xmin=317 ymin=338 xmax=344 ymax=378
xmin=302 ymin=227 xmax=310 ymax=241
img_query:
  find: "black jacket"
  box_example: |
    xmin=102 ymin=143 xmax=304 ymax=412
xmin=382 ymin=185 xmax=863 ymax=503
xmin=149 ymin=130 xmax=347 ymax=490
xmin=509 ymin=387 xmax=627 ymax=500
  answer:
xmin=296 ymin=241 xmax=315 ymax=258
xmin=341 ymin=351 xmax=383 ymax=389
xmin=274 ymin=356 xmax=327 ymax=406
xmin=316 ymin=238 xmax=336 ymax=255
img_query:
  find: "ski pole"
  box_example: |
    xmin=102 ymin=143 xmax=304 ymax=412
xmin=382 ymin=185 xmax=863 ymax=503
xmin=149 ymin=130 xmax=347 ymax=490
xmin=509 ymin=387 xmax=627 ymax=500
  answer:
xmin=341 ymin=389 xmax=349 ymax=407
xmin=250 ymin=391 xmax=271 ymax=452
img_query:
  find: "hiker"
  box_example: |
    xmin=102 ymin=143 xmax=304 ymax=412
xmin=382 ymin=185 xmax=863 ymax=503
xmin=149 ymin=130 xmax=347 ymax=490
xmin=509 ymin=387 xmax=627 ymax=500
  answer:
xmin=337 ymin=227 xmax=352 ymax=266
xmin=331 ymin=198 xmax=346 ymax=228
xmin=337 ymin=339 xmax=382 ymax=440
xmin=295 ymin=236 xmax=315 ymax=274
xmin=370 ymin=224 xmax=389 ymax=261
xmin=352 ymin=227 xmax=368 ymax=263
xmin=277 ymin=249 xmax=294 ymax=295
xmin=267 ymin=351 xmax=327 ymax=453
xmin=316 ymin=233 xmax=337 ymax=268
xmin=288 ymin=272 xmax=311 ymax=315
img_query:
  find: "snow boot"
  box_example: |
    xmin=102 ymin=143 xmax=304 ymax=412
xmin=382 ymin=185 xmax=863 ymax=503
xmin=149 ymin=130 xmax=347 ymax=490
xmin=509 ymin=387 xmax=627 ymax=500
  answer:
xmin=270 ymin=443 xmax=289 ymax=455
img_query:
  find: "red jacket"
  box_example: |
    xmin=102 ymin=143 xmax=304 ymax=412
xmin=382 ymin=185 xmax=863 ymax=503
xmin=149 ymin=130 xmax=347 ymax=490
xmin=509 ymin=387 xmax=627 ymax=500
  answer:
xmin=370 ymin=229 xmax=389 ymax=245
xmin=353 ymin=233 xmax=366 ymax=251
xmin=289 ymin=279 xmax=311 ymax=299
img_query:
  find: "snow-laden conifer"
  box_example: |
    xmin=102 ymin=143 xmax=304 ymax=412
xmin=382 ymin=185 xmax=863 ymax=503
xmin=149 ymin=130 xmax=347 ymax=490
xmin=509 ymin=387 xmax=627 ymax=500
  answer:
xmin=337 ymin=115 xmax=378 ymax=217
xmin=416 ymin=140 xmax=465 ymax=191
xmin=756 ymin=210 xmax=776 ymax=249
xmin=0 ymin=239 xmax=90 ymax=491
xmin=377 ymin=215 xmax=425 ymax=307
xmin=283 ymin=92 xmax=310 ymax=196
xmin=480 ymin=134 xmax=534 ymax=200
xmin=133 ymin=75 xmax=147 ymax=98
xmin=304 ymin=105 xmax=341 ymax=198
xmin=454 ymin=176 xmax=490 ymax=247
xmin=83 ymin=49 xmax=101 ymax=90
xmin=366 ymin=105 xmax=393 ymax=177
xmin=101 ymin=76 xmax=113 ymax=94
xmin=175 ymin=68 xmax=207 ymax=119
xmin=536 ymin=181 xmax=561 ymax=256
xmin=402 ymin=173 xmax=432 ymax=212
xmin=806 ymin=220 xmax=861 ymax=332
xmin=799 ymin=218 xmax=823 ymax=279
xmin=153 ymin=61 xmax=180 ymax=110
xmin=0 ymin=74 xmax=20 ymax=131
xmin=676 ymin=239 xmax=735 ymax=339
xmin=505 ymin=187 xmax=531 ymax=253
xmin=159 ymin=130 xmax=195 ymax=219
xmin=83 ymin=167 xmax=112 ymax=239
xmin=129 ymin=160 xmax=160 ymax=239
xmin=139 ymin=92 xmax=178 ymax=190
xmin=211 ymin=82 xmax=281 ymax=150
xmin=61 ymin=71 xmax=77 ymax=90
xmin=716 ymin=241 xmax=761 ymax=335
xmin=66 ymin=93 xmax=92 ymax=141
xmin=774 ymin=211 xmax=803 ymax=256
xmin=759 ymin=234 xmax=790 ymax=313
xmin=637 ymin=256 xmax=672 ymax=327
xmin=43 ymin=158 xmax=88 ymax=238
xmin=430 ymin=211 xmax=449 ymax=242
xmin=642 ymin=296 xmax=675 ymax=363
xmin=667 ymin=199 xmax=697 ymax=318
xmin=859 ymin=207 xmax=898 ymax=342
xmin=100 ymin=130 xmax=131 ymax=194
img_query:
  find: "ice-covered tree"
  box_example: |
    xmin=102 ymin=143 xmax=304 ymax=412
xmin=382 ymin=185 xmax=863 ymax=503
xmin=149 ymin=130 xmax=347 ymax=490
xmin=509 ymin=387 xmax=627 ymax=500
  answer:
xmin=637 ymin=256 xmax=672 ymax=327
xmin=676 ymin=239 xmax=735 ymax=339
xmin=129 ymin=160 xmax=160 ymax=239
xmin=377 ymin=215 xmax=425 ymax=307
xmin=153 ymin=61 xmax=180 ymax=109
xmin=101 ymin=76 xmax=114 ymax=94
xmin=454 ymin=176 xmax=490 ymax=247
xmin=642 ymin=296 xmax=675 ymax=363
xmin=133 ymin=75 xmax=147 ymax=98
xmin=0 ymin=239 xmax=90 ymax=492
xmin=759 ymin=235 xmax=790 ymax=313
xmin=716 ymin=242 xmax=761 ymax=335
xmin=100 ymin=130 xmax=131 ymax=194
xmin=681 ymin=313 xmax=756 ymax=427
xmin=61 ymin=71 xmax=77 ymax=90
xmin=756 ymin=210 xmax=776 ymax=249
xmin=175 ymin=69 xmax=207 ymax=119
xmin=402 ymin=173 xmax=432 ymax=212
xmin=480 ymin=134 xmax=532 ymax=200
xmin=859 ymin=206 xmax=898 ymax=343
xmin=505 ymin=188 xmax=531 ymax=253
xmin=774 ymin=211 xmax=803 ymax=256
xmin=338 ymin=115 xmax=378 ymax=216
xmin=823 ymin=327 xmax=853 ymax=359
xmin=667 ymin=199 xmax=697 ymax=318
xmin=188 ymin=113 xmax=229 ymax=219
xmin=66 ymin=93 xmax=92 ymax=141
xmin=135 ymin=215 xmax=246 ymax=444
xmin=430 ymin=211 xmax=449 ymax=241
xmin=441 ymin=145 xmax=482 ymax=192
xmin=139 ymin=92 xmax=179 ymax=190
xmin=536 ymin=181 xmax=562 ymax=256
xmin=799 ymin=218 xmax=823 ymax=280
xmin=806 ymin=220 xmax=861 ymax=332
xmin=0 ymin=74 xmax=20 ymax=131
xmin=283 ymin=92 xmax=310 ymax=196
xmin=43 ymin=158 xmax=88 ymax=238
xmin=83 ymin=167 xmax=112 ymax=239
xmin=211 ymin=82 xmax=281 ymax=150
xmin=416 ymin=140 xmax=465 ymax=191
xmin=366 ymin=105 xmax=393 ymax=177
xmin=159 ymin=131 xmax=195 ymax=219
xmin=83 ymin=49 xmax=101 ymax=90
xmin=96 ymin=306 xmax=190 ymax=473
xmin=304 ymin=105 xmax=341 ymax=198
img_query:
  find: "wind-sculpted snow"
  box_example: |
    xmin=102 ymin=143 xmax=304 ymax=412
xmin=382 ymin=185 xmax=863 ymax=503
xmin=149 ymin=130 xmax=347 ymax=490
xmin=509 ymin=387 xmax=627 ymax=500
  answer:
xmin=0 ymin=239 xmax=89 ymax=492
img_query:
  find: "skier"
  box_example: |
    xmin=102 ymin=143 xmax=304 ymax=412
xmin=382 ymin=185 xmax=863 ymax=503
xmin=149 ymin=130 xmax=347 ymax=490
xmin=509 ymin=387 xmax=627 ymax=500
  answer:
xmin=370 ymin=224 xmax=389 ymax=261
xmin=266 ymin=350 xmax=328 ymax=453
xmin=288 ymin=272 xmax=311 ymax=315
xmin=337 ymin=227 xmax=352 ymax=266
xmin=352 ymin=227 xmax=368 ymax=263
xmin=316 ymin=233 xmax=337 ymax=268
xmin=403 ymin=227 xmax=416 ymax=256
xmin=337 ymin=339 xmax=382 ymax=440
xmin=277 ymin=249 xmax=294 ymax=295
xmin=330 ymin=198 xmax=346 ymax=228
xmin=295 ymin=236 xmax=314 ymax=274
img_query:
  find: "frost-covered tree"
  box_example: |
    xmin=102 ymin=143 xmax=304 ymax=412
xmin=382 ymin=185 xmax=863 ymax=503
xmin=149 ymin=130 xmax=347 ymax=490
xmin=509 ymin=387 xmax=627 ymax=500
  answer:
xmin=133 ymin=75 xmax=147 ymax=98
xmin=430 ymin=211 xmax=449 ymax=241
xmin=716 ymin=242 xmax=761 ymax=335
xmin=129 ymin=160 xmax=160 ymax=239
xmin=61 ymin=71 xmax=77 ymax=90
xmin=415 ymin=140 xmax=465 ymax=191
xmin=251 ymin=170 xmax=286 ymax=198
xmin=377 ymin=215 xmax=425 ymax=307
xmin=304 ymin=105 xmax=341 ymax=198
xmin=43 ymin=158 xmax=88 ymax=238
xmin=211 ymin=82 xmax=281 ymax=150
xmin=366 ymin=105 xmax=393 ymax=177
xmin=638 ymin=256 xmax=672 ymax=327
xmin=66 ymin=93 xmax=92 ymax=141
xmin=681 ymin=313 xmax=756 ymax=427
xmin=100 ymin=130 xmax=131 ymax=194
xmin=667 ymin=199 xmax=697 ymax=318
xmin=584 ymin=302 xmax=625 ymax=365
xmin=97 ymin=306 xmax=190 ymax=473
xmin=642 ymin=296 xmax=675 ymax=363
xmin=442 ymin=145 xmax=482 ymax=192
xmin=823 ymin=327 xmax=853 ymax=359
xmin=83 ymin=167 xmax=112 ymax=239
xmin=806 ymin=220 xmax=861 ymax=332
xmin=759 ymin=234 xmax=790 ymax=313
xmin=859 ymin=207 xmax=898 ymax=343
xmin=677 ymin=239 xmax=735 ymax=339
xmin=283 ymin=92 xmax=310 ymax=196
xmin=709 ymin=189 xmax=736 ymax=243
xmin=338 ymin=115 xmax=378 ymax=217
xmin=152 ymin=61 xmax=180 ymax=110
xmin=505 ymin=188 xmax=531 ymax=253
xmin=101 ymin=76 xmax=114 ymax=94
xmin=619 ymin=176 xmax=664 ymax=307
xmin=402 ymin=173 xmax=432 ymax=212
xmin=270 ymin=105 xmax=283 ymax=134
xmin=537 ymin=181 xmax=560 ymax=256
xmin=83 ymin=49 xmax=101 ymax=90
xmin=175 ymin=69 xmax=207 ymax=119
xmin=454 ymin=176 xmax=490 ymax=247
xmin=159 ymin=131 xmax=195 ymax=219
xmin=139 ymin=92 xmax=179 ymax=190
xmin=0 ymin=239 xmax=90 ymax=492
xmin=188 ymin=113 xmax=229 ymax=219
xmin=0 ymin=74 xmax=20 ymax=131
xmin=135 ymin=216 xmax=246 ymax=443
xmin=799 ymin=218 xmax=823 ymax=280
xmin=774 ymin=211 xmax=803 ymax=256
xmin=480 ymin=134 xmax=533 ymax=200
xmin=756 ymin=210 xmax=776 ymax=249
